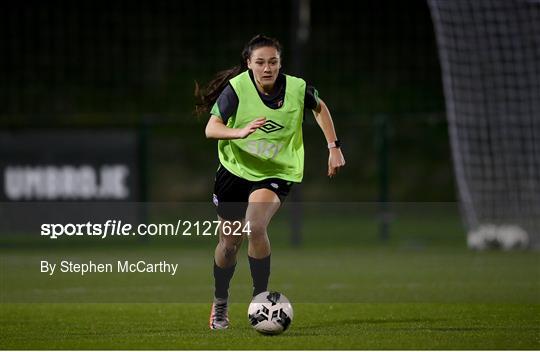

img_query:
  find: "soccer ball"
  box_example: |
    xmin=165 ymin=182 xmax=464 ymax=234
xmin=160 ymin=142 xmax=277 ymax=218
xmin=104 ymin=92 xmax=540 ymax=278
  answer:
xmin=467 ymin=224 xmax=529 ymax=250
xmin=496 ymin=225 xmax=529 ymax=250
xmin=248 ymin=291 xmax=293 ymax=335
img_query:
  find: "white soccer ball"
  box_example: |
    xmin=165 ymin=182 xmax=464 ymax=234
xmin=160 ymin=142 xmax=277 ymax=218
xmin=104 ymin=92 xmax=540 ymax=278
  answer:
xmin=248 ymin=291 xmax=293 ymax=335
xmin=467 ymin=224 xmax=498 ymax=250
xmin=497 ymin=225 xmax=529 ymax=250
xmin=467 ymin=224 xmax=529 ymax=250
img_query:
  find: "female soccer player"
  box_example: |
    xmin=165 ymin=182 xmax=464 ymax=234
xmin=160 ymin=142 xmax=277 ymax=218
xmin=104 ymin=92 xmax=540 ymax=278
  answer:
xmin=196 ymin=34 xmax=345 ymax=330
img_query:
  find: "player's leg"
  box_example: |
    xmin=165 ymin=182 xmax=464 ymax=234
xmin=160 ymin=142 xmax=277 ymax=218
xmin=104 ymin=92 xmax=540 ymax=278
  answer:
xmin=245 ymin=188 xmax=281 ymax=297
xmin=213 ymin=216 xmax=244 ymax=297
xmin=209 ymin=165 xmax=250 ymax=330
xmin=210 ymin=217 xmax=245 ymax=330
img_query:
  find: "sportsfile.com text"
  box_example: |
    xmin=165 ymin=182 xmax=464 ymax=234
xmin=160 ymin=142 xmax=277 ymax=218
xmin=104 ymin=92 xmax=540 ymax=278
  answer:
xmin=41 ymin=220 xmax=252 ymax=239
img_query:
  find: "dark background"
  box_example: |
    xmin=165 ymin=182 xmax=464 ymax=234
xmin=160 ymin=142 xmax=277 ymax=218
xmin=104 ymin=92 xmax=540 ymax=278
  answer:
xmin=0 ymin=0 xmax=453 ymax=202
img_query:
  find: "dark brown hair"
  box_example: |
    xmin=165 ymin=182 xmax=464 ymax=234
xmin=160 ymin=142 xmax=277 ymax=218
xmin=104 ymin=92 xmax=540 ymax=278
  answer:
xmin=194 ymin=34 xmax=282 ymax=117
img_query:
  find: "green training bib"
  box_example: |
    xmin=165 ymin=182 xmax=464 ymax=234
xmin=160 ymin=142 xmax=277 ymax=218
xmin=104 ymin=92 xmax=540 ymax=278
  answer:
xmin=218 ymin=70 xmax=306 ymax=182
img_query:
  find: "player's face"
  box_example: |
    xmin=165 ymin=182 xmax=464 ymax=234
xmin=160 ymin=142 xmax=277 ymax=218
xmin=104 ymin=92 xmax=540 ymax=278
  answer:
xmin=247 ymin=46 xmax=281 ymax=93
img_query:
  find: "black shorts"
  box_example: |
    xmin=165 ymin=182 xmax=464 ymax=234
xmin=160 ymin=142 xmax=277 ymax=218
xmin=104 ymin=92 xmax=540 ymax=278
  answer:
xmin=212 ymin=164 xmax=293 ymax=220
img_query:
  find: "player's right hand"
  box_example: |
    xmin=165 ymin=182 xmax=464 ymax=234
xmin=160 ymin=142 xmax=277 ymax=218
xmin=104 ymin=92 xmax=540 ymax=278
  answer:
xmin=237 ymin=117 xmax=266 ymax=139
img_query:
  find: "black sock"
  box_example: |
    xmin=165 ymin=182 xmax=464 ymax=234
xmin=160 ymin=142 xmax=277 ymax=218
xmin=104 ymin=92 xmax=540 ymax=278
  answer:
xmin=213 ymin=261 xmax=236 ymax=299
xmin=248 ymin=254 xmax=271 ymax=297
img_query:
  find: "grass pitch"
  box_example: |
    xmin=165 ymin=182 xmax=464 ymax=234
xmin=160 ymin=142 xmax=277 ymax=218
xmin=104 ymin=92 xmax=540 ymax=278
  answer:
xmin=1 ymin=245 xmax=539 ymax=349
xmin=1 ymin=302 xmax=538 ymax=349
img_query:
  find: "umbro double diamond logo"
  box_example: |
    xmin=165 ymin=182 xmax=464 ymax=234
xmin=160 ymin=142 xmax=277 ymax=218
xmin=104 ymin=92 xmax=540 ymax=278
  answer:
xmin=259 ymin=120 xmax=284 ymax=133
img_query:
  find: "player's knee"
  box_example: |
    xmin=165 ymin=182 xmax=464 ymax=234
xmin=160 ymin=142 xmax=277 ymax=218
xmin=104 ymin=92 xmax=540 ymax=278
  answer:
xmin=223 ymin=245 xmax=237 ymax=260
xmin=220 ymin=230 xmax=243 ymax=245
xmin=219 ymin=241 xmax=240 ymax=259
xmin=246 ymin=221 xmax=267 ymax=238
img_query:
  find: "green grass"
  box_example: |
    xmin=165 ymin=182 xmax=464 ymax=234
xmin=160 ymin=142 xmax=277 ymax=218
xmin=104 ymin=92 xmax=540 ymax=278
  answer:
xmin=1 ymin=303 xmax=538 ymax=349
xmin=0 ymin=205 xmax=538 ymax=348
xmin=1 ymin=245 xmax=539 ymax=349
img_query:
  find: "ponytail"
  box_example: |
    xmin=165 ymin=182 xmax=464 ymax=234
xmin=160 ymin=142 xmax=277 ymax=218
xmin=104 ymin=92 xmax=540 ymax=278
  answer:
xmin=194 ymin=64 xmax=246 ymax=117
xmin=194 ymin=34 xmax=282 ymax=117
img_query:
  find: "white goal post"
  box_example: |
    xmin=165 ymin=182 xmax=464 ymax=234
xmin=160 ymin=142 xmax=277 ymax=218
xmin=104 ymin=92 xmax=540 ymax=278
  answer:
xmin=427 ymin=0 xmax=540 ymax=249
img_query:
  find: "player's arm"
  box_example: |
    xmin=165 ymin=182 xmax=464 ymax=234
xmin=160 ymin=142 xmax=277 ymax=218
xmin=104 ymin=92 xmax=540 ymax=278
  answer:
xmin=205 ymin=115 xmax=266 ymax=140
xmin=312 ymin=99 xmax=346 ymax=177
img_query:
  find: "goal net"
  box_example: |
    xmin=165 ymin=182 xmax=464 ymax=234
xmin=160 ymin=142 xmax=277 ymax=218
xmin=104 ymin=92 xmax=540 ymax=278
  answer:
xmin=427 ymin=0 xmax=540 ymax=249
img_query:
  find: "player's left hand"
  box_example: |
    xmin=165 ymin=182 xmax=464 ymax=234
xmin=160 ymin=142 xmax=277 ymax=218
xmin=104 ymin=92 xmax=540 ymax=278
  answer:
xmin=328 ymin=148 xmax=345 ymax=177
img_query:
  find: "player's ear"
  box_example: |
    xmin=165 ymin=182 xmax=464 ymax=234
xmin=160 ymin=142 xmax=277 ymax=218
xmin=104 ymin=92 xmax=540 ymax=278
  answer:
xmin=247 ymin=58 xmax=252 ymax=70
